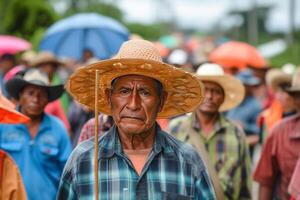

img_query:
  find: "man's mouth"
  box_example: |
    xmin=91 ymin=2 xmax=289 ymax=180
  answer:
xmin=121 ymin=116 xmax=143 ymax=121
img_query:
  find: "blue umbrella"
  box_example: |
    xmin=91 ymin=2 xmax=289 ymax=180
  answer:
xmin=39 ymin=13 xmax=129 ymax=61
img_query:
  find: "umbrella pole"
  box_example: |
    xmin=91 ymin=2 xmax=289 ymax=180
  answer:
xmin=94 ymin=70 xmax=100 ymax=200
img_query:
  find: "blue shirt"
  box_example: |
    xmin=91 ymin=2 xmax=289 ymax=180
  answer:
xmin=57 ymin=125 xmax=216 ymax=200
xmin=0 ymin=113 xmax=72 ymax=200
xmin=226 ymin=96 xmax=262 ymax=135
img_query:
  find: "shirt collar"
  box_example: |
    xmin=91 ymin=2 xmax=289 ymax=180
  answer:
xmin=98 ymin=123 xmax=173 ymax=159
xmin=192 ymin=112 xmax=229 ymax=133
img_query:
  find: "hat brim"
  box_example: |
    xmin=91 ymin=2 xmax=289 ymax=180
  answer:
xmin=197 ymin=75 xmax=245 ymax=112
xmin=5 ymin=78 xmax=64 ymax=102
xmin=66 ymin=58 xmax=205 ymax=118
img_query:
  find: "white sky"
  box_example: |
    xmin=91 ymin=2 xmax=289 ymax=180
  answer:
xmin=54 ymin=0 xmax=300 ymax=33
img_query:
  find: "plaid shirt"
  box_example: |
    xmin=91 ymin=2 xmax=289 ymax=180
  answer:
xmin=57 ymin=125 xmax=216 ymax=200
xmin=168 ymin=113 xmax=252 ymax=200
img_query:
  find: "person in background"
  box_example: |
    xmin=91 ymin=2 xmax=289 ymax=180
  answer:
xmin=0 ymin=69 xmax=72 ymax=200
xmin=258 ymin=68 xmax=296 ymax=142
xmin=57 ymin=39 xmax=216 ymax=199
xmin=253 ymin=68 xmax=300 ymax=200
xmin=0 ymin=89 xmax=29 ymax=200
xmin=169 ymin=63 xmax=251 ymax=200
xmin=226 ymin=69 xmax=262 ymax=156
xmin=30 ymin=51 xmax=70 ymax=132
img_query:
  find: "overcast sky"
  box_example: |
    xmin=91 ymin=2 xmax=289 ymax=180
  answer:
xmin=54 ymin=0 xmax=300 ymax=33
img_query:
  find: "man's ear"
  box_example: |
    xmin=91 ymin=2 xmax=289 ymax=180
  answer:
xmin=158 ymin=91 xmax=168 ymax=112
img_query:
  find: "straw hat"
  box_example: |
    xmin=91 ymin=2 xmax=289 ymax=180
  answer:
xmin=5 ymin=68 xmax=64 ymax=102
xmin=0 ymin=90 xmax=30 ymax=123
xmin=30 ymin=51 xmax=63 ymax=67
xmin=196 ymin=63 xmax=245 ymax=112
xmin=66 ymin=39 xmax=205 ymax=118
xmin=285 ymin=67 xmax=300 ymax=93
xmin=265 ymin=68 xmax=292 ymax=92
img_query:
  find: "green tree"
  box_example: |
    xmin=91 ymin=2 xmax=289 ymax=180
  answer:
xmin=64 ymin=1 xmax=123 ymax=22
xmin=3 ymin=0 xmax=57 ymax=40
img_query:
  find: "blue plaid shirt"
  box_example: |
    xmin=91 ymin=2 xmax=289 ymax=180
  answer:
xmin=57 ymin=125 xmax=216 ymax=200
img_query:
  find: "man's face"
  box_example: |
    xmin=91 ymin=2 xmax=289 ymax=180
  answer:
xmin=108 ymin=75 xmax=165 ymax=136
xmin=19 ymin=85 xmax=48 ymax=118
xmin=199 ymin=81 xmax=225 ymax=114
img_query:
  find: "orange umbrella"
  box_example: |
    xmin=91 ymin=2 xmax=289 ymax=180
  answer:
xmin=0 ymin=90 xmax=30 ymax=124
xmin=209 ymin=41 xmax=267 ymax=69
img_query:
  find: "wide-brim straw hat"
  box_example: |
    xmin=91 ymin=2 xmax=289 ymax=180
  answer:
xmin=196 ymin=63 xmax=245 ymax=112
xmin=285 ymin=67 xmax=300 ymax=93
xmin=266 ymin=68 xmax=292 ymax=92
xmin=30 ymin=51 xmax=63 ymax=67
xmin=5 ymin=68 xmax=64 ymax=102
xmin=66 ymin=39 xmax=205 ymax=118
xmin=0 ymin=90 xmax=30 ymax=123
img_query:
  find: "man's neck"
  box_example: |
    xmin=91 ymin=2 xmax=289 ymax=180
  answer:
xmin=196 ymin=110 xmax=219 ymax=136
xmin=119 ymin=125 xmax=156 ymax=150
xmin=26 ymin=115 xmax=43 ymax=139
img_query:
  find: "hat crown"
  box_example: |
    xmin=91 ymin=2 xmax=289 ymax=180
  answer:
xmin=196 ymin=63 xmax=225 ymax=76
xmin=23 ymin=69 xmax=50 ymax=86
xmin=115 ymin=40 xmax=162 ymax=62
xmin=291 ymin=68 xmax=300 ymax=89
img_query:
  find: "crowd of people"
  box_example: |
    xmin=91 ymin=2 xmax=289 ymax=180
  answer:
xmin=0 ymin=35 xmax=299 ymax=200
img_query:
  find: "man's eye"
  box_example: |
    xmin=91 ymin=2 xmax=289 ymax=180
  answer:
xmin=119 ymin=89 xmax=130 ymax=95
xmin=140 ymin=90 xmax=150 ymax=96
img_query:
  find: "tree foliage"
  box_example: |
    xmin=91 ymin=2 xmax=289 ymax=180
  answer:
xmin=3 ymin=0 xmax=57 ymax=40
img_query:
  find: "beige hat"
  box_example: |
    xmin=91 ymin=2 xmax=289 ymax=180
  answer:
xmin=21 ymin=50 xmax=36 ymax=63
xmin=285 ymin=67 xmax=300 ymax=93
xmin=265 ymin=68 xmax=292 ymax=92
xmin=66 ymin=39 xmax=205 ymax=118
xmin=31 ymin=51 xmax=63 ymax=67
xmin=196 ymin=63 xmax=245 ymax=112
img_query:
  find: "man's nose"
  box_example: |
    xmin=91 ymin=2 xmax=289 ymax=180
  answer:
xmin=127 ymin=90 xmax=141 ymax=110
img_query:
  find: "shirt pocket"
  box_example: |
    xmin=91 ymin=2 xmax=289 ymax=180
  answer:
xmin=161 ymin=191 xmax=193 ymax=200
xmin=39 ymin=143 xmax=59 ymax=157
xmin=0 ymin=141 xmax=23 ymax=152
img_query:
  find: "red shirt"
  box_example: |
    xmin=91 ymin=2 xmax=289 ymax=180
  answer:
xmin=253 ymin=114 xmax=300 ymax=200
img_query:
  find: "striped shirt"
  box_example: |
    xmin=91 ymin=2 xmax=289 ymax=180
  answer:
xmin=168 ymin=113 xmax=252 ymax=200
xmin=57 ymin=125 xmax=216 ymax=200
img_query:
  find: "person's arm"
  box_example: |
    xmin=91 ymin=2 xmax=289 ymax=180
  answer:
xmin=258 ymin=184 xmax=273 ymax=200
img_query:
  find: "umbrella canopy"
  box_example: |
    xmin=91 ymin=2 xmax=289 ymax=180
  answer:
xmin=0 ymin=35 xmax=31 ymax=55
xmin=39 ymin=13 xmax=130 ymax=61
xmin=209 ymin=41 xmax=267 ymax=69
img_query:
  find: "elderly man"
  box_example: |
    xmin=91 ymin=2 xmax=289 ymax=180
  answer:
xmin=253 ymin=68 xmax=300 ymax=200
xmin=57 ymin=40 xmax=216 ymax=200
xmin=0 ymin=68 xmax=72 ymax=200
xmin=169 ymin=63 xmax=252 ymax=200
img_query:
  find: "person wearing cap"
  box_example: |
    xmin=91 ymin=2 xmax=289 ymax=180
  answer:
xmin=258 ymin=68 xmax=296 ymax=142
xmin=226 ymin=69 xmax=263 ymax=155
xmin=0 ymin=89 xmax=29 ymax=200
xmin=0 ymin=68 xmax=72 ymax=200
xmin=57 ymin=40 xmax=216 ymax=200
xmin=31 ymin=51 xmax=71 ymax=132
xmin=253 ymin=68 xmax=300 ymax=200
xmin=168 ymin=63 xmax=252 ymax=200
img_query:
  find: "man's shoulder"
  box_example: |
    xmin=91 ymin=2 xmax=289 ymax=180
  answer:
xmin=162 ymin=131 xmax=205 ymax=170
xmin=62 ymin=137 xmax=95 ymax=173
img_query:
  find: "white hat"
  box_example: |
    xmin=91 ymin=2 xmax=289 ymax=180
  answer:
xmin=196 ymin=63 xmax=245 ymax=112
